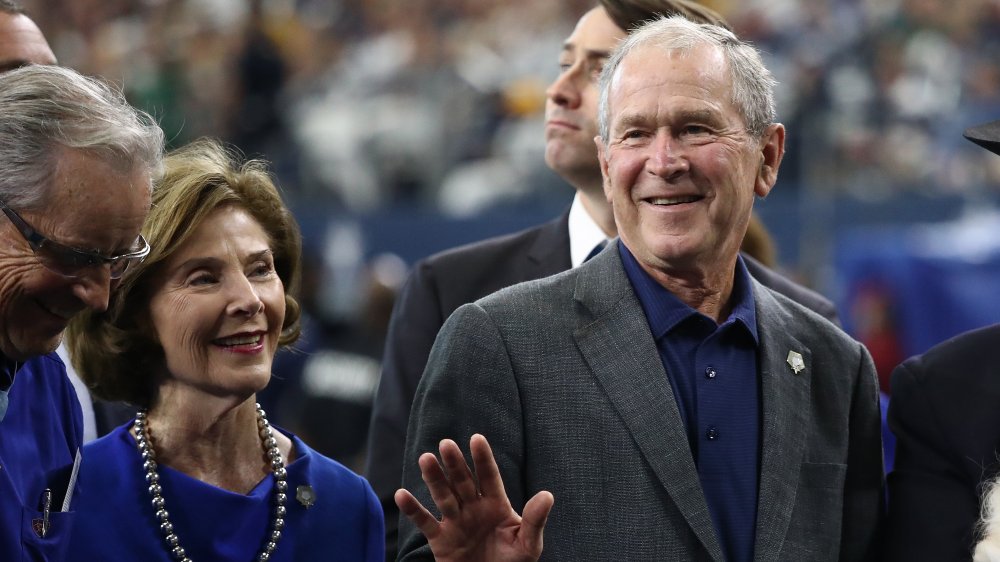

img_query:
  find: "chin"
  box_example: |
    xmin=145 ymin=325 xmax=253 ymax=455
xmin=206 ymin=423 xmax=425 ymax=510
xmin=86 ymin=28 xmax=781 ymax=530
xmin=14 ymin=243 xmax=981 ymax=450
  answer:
xmin=247 ymin=368 xmax=275 ymax=393
xmin=641 ymin=241 xmax=705 ymax=270
xmin=7 ymin=333 xmax=62 ymax=361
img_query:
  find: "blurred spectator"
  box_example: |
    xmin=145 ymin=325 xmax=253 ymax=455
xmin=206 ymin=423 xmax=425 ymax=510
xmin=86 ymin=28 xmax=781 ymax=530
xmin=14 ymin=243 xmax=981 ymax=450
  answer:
xmin=21 ymin=0 xmax=999 ymax=205
xmin=741 ymin=215 xmax=779 ymax=268
xmin=228 ymin=1 xmax=289 ymax=160
xmin=260 ymin=248 xmax=406 ymax=471
xmin=849 ymin=279 xmax=906 ymax=392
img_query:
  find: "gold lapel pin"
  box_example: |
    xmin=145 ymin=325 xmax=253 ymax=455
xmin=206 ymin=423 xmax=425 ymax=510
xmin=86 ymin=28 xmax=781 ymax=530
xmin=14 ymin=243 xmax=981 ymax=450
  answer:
xmin=786 ymin=350 xmax=805 ymax=375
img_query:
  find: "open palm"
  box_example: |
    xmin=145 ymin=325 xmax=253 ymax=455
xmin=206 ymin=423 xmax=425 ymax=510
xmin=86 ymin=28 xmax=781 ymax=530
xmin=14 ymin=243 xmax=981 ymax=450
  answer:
xmin=396 ymin=434 xmax=554 ymax=562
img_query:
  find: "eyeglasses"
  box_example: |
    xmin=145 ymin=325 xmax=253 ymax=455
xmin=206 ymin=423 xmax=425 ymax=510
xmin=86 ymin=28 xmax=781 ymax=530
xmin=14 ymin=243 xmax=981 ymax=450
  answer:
xmin=0 ymin=199 xmax=150 ymax=280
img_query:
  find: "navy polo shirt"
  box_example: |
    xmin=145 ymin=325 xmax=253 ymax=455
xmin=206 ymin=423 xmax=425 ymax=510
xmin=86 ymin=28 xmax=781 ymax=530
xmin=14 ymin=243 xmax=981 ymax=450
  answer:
xmin=620 ymin=241 xmax=760 ymax=562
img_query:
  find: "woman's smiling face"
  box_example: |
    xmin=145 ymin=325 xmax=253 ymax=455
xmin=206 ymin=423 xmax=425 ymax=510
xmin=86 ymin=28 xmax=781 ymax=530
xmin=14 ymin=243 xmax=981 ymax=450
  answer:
xmin=147 ymin=205 xmax=285 ymax=401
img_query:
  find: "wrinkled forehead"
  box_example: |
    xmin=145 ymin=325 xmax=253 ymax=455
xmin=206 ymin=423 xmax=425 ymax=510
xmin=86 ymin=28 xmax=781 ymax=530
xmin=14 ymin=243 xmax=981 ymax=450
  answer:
xmin=615 ymin=43 xmax=726 ymax=86
xmin=608 ymin=43 xmax=731 ymax=106
xmin=43 ymin=146 xmax=153 ymax=218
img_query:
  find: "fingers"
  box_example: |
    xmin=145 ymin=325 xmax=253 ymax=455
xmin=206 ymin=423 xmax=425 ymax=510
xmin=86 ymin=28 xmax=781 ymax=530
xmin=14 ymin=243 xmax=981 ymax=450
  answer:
xmin=417 ymin=450 xmax=462 ymax=520
xmin=438 ymin=438 xmax=480 ymax=506
xmin=469 ymin=433 xmax=507 ymax=499
xmin=394 ymin=488 xmax=441 ymax=540
xmin=408 ymin=434 xmax=514 ymax=527
xmin=519 ymin=491 xmax=555 ymax=557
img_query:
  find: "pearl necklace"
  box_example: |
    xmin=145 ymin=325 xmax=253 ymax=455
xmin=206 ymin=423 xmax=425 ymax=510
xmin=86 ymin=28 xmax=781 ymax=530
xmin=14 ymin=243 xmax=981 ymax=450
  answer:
xmin=134 ymin=404 xmax=288 ymax=562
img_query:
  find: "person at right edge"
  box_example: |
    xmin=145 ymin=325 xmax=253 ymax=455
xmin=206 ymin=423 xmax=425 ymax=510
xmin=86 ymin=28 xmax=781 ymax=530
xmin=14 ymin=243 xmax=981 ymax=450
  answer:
xmin=364 ymin=2 xmax=841 ymax=558
xmin=884 ymin=120 xmax=1000 ymax=562
xmin=397 ymin=14 xmax=883 ymax=562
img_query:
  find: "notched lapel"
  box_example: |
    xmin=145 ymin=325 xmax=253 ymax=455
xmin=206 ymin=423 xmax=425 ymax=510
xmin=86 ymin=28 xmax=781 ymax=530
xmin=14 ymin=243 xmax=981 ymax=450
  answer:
xmin=572 ymin=245 xmax=725 ymax=562
xmin=526 ymin=210 xmax=572 ymax=275
xmin=752 ymin=283 xmax=813 ymax=562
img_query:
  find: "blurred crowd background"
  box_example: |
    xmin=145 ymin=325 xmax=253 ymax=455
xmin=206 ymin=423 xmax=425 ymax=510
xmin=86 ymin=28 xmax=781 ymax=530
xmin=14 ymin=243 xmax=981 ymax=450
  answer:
xmin=22 ymin=0 xmax=1000 ymax=468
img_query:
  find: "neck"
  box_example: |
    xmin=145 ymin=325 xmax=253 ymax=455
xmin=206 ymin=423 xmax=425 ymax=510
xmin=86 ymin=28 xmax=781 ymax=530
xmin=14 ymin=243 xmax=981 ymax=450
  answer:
xmin=577 ymin=185 xmax=617 ymax=237
xmin=133 ymin=401 xmax=290 ymax=561
xmin=642 ymin=257 xmax=738 ymax=324
xmin=142 ymin=396 xmax=271 ymax=493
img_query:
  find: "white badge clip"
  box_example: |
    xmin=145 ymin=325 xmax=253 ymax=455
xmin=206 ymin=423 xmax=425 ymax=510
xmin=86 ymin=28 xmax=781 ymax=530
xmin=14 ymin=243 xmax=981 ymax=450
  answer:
xmin=786 ymin=350 xmax=805 ymax=375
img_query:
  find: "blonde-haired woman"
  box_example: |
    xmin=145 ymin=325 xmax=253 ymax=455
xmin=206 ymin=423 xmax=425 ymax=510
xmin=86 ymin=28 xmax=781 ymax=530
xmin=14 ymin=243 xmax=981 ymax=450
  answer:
xmin=65 ymin=139 xmax=383 ymax=561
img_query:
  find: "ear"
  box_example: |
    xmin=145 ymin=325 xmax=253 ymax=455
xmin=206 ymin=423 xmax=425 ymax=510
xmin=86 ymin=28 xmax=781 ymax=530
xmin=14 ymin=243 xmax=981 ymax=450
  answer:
xmin=754 ymin=123 xmax=785 ymax=198
xmin=595 ymin=135 xmax=613 ymax=203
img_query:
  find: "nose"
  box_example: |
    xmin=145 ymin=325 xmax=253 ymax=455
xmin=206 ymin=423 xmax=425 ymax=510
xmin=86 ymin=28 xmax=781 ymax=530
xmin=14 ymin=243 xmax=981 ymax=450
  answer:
xmin=546 ymin=65 xmax=582 ymax=109
xmin=71 ymin=267 xmax=112 ymax=313
xmin=226 ymin=275 xmax=264 ymax=317
xmin=646 ymin=132 xmax=690 ymax=180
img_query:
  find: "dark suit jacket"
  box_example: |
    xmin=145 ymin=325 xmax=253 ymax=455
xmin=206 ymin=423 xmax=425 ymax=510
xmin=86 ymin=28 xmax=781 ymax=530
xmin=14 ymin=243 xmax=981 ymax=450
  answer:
xmin=742 ymin=255 xmax=840 ymax=324
xmin=885 ymin=325 xmax=1000 ymax=561
xmin=398 ymin=243 xmax=883 ymax=561
xmin=365 ymin=210 xmax=840 ymax=559
xmin=365 ymin=213 xmax=571 ymax=558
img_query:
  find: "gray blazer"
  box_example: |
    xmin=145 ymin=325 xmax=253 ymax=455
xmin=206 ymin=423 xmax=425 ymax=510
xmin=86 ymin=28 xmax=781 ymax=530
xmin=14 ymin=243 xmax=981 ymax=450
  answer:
xmin=399 ymin=243 xmax=883 ymax=561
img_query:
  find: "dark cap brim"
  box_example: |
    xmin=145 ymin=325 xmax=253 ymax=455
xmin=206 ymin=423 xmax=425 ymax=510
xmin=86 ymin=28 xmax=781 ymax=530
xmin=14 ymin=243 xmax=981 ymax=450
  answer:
xmin=964 ymin=119 xmax=1000 ymax=156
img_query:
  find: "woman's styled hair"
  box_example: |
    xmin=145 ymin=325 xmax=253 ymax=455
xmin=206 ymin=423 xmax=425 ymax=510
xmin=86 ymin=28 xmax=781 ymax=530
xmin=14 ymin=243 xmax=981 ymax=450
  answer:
xmin=65 ymin=138 xmax=302 ymax=408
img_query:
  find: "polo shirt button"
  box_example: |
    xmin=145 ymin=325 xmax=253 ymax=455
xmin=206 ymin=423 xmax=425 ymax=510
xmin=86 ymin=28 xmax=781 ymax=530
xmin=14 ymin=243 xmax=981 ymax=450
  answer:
xmin=706 ymin=426 xmax=719 ymax=440
xmin=705 ymin=366 xmax=717 ymax=379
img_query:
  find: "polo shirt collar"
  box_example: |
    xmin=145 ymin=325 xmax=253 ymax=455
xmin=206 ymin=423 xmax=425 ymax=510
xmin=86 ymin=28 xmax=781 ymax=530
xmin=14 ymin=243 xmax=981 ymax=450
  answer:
xmin=618 ymin=240 xmax=758 ymax=342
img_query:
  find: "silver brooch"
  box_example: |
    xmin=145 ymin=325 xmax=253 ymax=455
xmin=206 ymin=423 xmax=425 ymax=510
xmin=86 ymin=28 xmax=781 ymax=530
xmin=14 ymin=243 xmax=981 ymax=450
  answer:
xmin=296 ymin=484 xmax=316 ymax=508
xmin=786 ymin=350 xmax=805 ymax=375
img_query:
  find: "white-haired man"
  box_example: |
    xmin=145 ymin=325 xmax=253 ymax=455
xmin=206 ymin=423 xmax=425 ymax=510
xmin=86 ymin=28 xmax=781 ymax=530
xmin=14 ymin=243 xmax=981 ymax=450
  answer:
xmin=0 ymin=62 xmax=162 ymax=559
xmin=397 ymin=16 xmax=883 ymax=561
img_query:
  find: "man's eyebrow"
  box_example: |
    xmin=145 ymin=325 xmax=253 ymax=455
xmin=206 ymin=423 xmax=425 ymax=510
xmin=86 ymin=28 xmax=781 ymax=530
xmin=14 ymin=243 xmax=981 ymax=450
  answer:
xmin=612 ymin=112 xmax=650 ymax=131
xmin=584 ymin=49 xmax=612 ymax=60
xmin=560 ymin=42 xmax=612 ymax=60
xmin=677 ymin=108 xmax=723 ymax=123
xmin=613 ymin=109 xmax=725 ymax=132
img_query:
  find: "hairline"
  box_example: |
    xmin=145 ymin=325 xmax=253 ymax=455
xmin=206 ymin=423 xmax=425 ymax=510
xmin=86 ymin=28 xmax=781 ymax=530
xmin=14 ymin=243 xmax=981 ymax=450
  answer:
xmin=597 ymin=16 xmax=776 ymax=146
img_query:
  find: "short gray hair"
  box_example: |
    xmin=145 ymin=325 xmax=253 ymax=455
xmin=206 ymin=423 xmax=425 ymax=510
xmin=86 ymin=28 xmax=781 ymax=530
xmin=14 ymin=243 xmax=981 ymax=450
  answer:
xmin=598 ymin=16 xmax=777 ymax=144
xmin=0 ymin=65 xmax=164 ymax=210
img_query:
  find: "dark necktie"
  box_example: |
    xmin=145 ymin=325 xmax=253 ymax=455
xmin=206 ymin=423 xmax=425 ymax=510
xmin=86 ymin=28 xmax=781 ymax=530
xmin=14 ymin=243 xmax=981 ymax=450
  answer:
xmin=584 ymin=240 xmax=607 ymax=262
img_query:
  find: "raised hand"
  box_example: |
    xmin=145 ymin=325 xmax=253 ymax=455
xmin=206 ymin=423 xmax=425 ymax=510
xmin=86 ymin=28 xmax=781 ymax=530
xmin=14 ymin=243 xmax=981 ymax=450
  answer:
xmin=395 ymin=434 xmax=554 ymax=562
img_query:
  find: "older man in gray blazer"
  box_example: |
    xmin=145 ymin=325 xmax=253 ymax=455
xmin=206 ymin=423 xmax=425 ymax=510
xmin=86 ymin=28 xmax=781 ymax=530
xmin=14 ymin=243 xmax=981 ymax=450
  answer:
xmin=397 ymin=16 xmax=883 ymax=562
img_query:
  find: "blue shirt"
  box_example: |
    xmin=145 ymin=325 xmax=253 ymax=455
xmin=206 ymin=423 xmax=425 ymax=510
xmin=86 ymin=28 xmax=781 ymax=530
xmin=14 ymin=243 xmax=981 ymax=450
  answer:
xmin=620 ymin=242 xmax=760 ymax=562
xmin=69 ymin=423 xmax=384 ymax=562
xmin=0 ymin=352 xmax=84 ymax=562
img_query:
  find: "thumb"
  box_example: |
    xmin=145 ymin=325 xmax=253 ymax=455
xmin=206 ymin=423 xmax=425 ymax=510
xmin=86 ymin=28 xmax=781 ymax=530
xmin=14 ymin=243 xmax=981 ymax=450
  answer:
xmin=518 ymin=491 xmax=554 ymax=558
